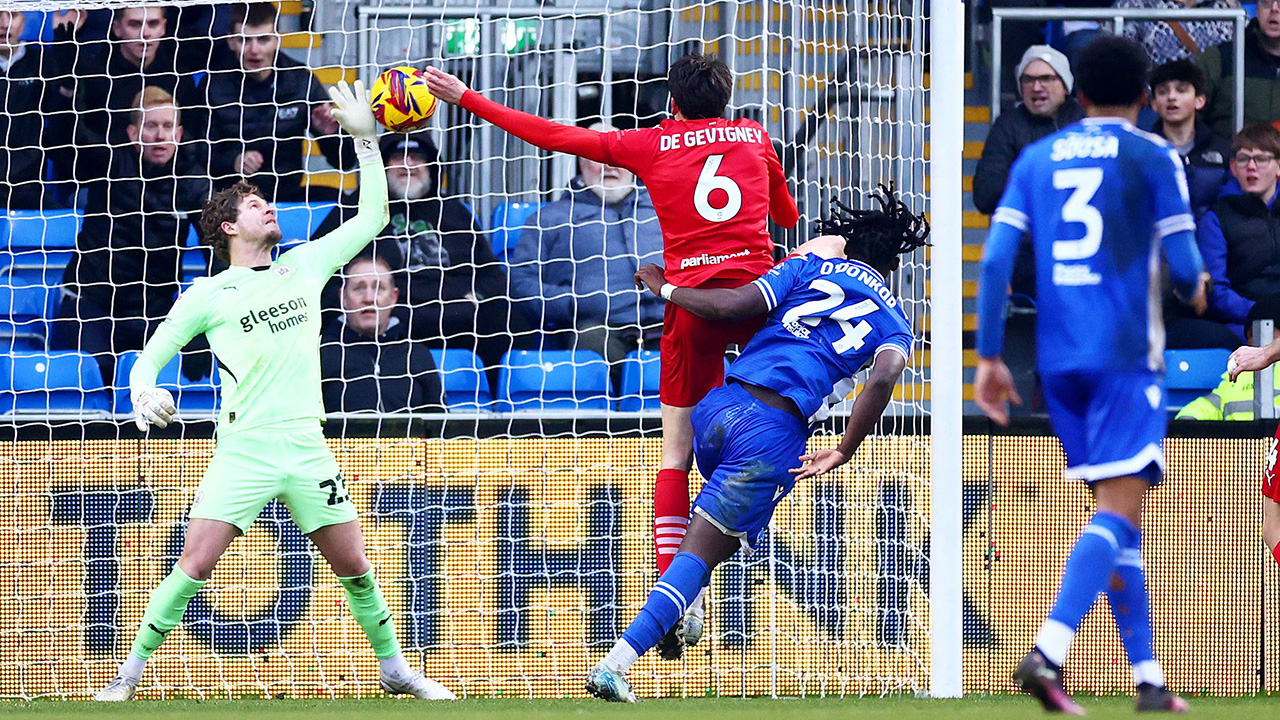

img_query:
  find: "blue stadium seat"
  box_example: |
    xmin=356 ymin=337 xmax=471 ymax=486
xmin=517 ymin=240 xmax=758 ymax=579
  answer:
xmin=0 ymin=282 xmax=53 ymax=351
xmin=113 ymin=351 xmax=220 ymax=417
xmin=429 ymin=348 xmax=492 ymax=411
xmin=274 ymin=202 xmax=339 ymax=245
xmin=0 ymin=351 xmax=110 ymax=415
xmin=616 ymin=351 xmax=731 ymax=412
xmin=1165 ymin=349 xmax=1232 ymax=411
xmin=618 ymin=349 xmax=661 ymax=412
xmin=489 ymin=202 xmax=546 ymax=261
xmin=496 ymin=350 xmax=610 ymax=412
xmin=2 ymin=209 xmax=82 ymax=249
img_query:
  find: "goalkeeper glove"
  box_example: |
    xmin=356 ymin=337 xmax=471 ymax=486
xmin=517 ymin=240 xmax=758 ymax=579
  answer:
xmin=131 ymin=387 xmax=177 ymax=431
xmin=329 ymin=78 xmax=378 ymax=136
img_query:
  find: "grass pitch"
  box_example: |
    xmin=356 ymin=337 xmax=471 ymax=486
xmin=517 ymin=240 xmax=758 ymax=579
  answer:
xmin=2 ymin=696 xmax=1278 ymax=720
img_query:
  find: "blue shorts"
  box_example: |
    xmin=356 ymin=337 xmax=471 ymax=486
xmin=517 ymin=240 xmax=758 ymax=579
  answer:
xmin=691 ymin=382 xmax=810 ymax=550
xmin=1041 ymin=370 xmax=1166 ymax=484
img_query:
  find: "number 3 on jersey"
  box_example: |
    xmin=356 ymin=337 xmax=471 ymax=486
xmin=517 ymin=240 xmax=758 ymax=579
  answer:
xmin=694 ymin=154 xmax=743 ymax=222
xmin=1052 ymin=167 xmax=1103 ymax=261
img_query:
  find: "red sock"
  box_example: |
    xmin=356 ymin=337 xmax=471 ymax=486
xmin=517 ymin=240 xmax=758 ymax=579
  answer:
xmin=653 ymin=468 xmax=691 ymax=574
xmin=1272 ymin=542 xmax=1280 ymax=570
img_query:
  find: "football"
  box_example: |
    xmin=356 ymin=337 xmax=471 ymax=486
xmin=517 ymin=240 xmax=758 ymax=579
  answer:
xmin=370 ymin=65 xmax=437 ymax=133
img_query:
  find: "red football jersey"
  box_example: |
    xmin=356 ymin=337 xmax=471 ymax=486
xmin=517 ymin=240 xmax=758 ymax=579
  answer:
xmin=458 ymin=91 xmax=799 ymax=286
xmin=599 ymin=119 xmax=799 ymax=285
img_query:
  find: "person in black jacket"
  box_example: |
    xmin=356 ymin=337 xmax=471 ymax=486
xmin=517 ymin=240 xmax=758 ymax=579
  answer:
xmin=202 ymin=2 xmax=351 ymax=202
xmin=0 ymin=11 xmax=63 ymax=208
xmin=316 ymin=132 xmax=534 ymax=382
xmin=1148 ymin=59 xmax=1230 ymax=218
xmin=974 ymin=45 xmax=1085 ymax=305
xmin=45 ymin=6 xmax=206 ymax=183
xmin=974 ymin=45 xmax=1086 ymax=216
xmin=50 ymin=86 xmax=212 ymax=384
xmin=321 ymin=252 xmax=445 ymax=414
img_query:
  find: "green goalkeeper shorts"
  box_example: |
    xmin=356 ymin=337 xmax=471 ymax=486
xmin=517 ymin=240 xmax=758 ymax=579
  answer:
xmin=189 ymin=419 xmax=357 ymax=535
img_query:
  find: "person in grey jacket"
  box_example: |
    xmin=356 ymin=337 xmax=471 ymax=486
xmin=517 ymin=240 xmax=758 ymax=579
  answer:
xmin=509 ymin=144 xmax=665 ymax=380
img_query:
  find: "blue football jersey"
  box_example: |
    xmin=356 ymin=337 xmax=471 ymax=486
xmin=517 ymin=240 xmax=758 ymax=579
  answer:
xmin=728 ymin=254 xmax=913 ymax=422
xmin=990 ymin=118 xmax=1196 ymax=373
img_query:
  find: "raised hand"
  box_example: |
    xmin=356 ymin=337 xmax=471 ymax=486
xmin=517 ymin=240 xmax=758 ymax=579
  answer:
xmin=327 ymin=79 xmax=378 ymax=139
xmin=423 ymin=67 xmax=468 ymax=105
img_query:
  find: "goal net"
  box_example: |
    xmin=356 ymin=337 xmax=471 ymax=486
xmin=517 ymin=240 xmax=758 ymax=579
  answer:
xmin=0 ymin=0 xmax=935 ymax=700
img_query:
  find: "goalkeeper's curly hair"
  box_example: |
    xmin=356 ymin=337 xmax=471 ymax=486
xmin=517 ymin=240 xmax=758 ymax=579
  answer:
xmin=815 ymin=185 xmax=930 ymax=276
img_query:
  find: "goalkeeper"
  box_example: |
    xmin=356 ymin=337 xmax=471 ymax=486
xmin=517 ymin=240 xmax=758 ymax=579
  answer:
xmin=95 ymin=80 xmax=455 ymax=702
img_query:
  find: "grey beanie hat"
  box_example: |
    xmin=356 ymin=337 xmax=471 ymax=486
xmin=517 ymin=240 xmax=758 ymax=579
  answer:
xmin=1017 ymin=45 xmax=1074 ymax=93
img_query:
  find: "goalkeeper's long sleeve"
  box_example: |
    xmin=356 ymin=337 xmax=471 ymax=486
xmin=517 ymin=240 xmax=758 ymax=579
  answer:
xmin=130 ymin=284 xmax=213 ymax=392
xmin=283 ymin=140 xmax=390 ymax=277
xmin=459 ymin=90 xmax=610 ymax=164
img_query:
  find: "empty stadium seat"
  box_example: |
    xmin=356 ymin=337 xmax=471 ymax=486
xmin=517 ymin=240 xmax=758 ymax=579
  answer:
xmin=489 ymin=202 xmax=546 ymax=261
xmin=2 ymin=209 xmax=81 ymax=249
xmin=274 ymin=202 xmax=339 ymax=245
xmin=0 ymin=351 xmax=110 ymax=415
xmin=113 ymin=351 xmax=220 ymax=417
xmin=496 ymin=350 xmax=610 ymax=412
xmin=618 ymin=349 xmax=661 ymax=412
xmin=429 ymin=348 xmax=492 ymax=411
xmin=1165 ymin=349 xmax=1232 ymax=411
xmin=0 ymin=281 xmax=53 ymax=351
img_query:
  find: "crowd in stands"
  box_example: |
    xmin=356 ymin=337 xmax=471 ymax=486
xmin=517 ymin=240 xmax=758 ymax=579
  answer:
xmin=0 ymin=3 xmax=670 ymax=415
xmin=977 ymin=1 xmax=1280 ymax=416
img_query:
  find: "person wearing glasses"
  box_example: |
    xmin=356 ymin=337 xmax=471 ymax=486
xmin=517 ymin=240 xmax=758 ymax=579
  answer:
xmin=1196 ymin=123 xmax=1280 ymax=342
xmin=973 ymin=45 xmax=1085 ymax=218
xmin=1198 ymin=0 xmax=1280 ymax=138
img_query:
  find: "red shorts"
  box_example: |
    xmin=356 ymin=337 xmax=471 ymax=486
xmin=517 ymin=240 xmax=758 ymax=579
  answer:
xmin=1265 ymin=433 xmax=1280 ymax=503
xmin=659 ymin=278 xmax=765 ymax=407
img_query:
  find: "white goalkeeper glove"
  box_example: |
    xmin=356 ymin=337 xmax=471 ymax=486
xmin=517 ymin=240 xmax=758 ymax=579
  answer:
xmin=131 ymin=387 xmax=176 ymax=431
xmin=328 ymin=79 xmax=380 ymax=162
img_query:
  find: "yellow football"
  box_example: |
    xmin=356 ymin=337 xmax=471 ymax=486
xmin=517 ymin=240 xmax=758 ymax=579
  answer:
xmin=370 ymin=66 xmax=437 ymax=133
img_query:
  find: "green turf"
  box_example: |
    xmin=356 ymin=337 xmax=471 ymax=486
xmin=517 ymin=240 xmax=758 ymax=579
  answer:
xmin=1 ymin=696 xmax=1277 ymax=720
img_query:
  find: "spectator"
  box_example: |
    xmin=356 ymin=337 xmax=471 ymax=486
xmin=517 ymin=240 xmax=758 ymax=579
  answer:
xmin=1114 ymin=0 xmax=1237 ymax=66
xmin=974 ymin=46 xmax=1085 ymax=216
xmin=974 ymin=45 xmax=1085 ymax=301
xmin=1198 ymin=3 xmax=1280 ymax=138
xmin=315 ymin=132 xmax=533 ymax=381
xmin=1198 ymin=123 xmax=1280 ymax=341
xmin=50 ymin=86 xmax=211 ymax=384
xmin=320 ymin=252 xmax=445 ymax=414
xmin=509 ymin=135 xmax=665 ymax=381
xmin=1149 ymin=59 xmax=1230 ymax=217
xmin=0 ymin=11 xmax=62 ymax=208
xmin=46 ymin=6 xmax=205 ymax=181
xmin=1175 ymin=370 xmax=1280 ymax=419
xmin=203 ymin=2 xmax=351 ymax=201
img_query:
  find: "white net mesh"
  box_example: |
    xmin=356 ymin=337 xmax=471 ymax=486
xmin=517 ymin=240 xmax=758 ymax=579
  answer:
xmin=0 ymin=0 xmax=933 ymax=700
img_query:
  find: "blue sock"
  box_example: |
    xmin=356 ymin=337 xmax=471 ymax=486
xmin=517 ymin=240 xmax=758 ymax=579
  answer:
xmin=619 ymin=552 xmax=710 ymax=657
xmin=1036 ymin=511 xmax=1136 ymax=666
xmin=1106 ymin=531 xmax=1166 ymax=687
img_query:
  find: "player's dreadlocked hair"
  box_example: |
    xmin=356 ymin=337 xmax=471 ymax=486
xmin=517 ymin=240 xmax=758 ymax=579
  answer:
xmin=814 ymin=185 xmax=930 ymax=275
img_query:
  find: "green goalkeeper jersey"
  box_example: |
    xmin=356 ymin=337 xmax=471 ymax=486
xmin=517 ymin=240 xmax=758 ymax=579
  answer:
xmin=130 ymin=156 xmax=390 ymax=433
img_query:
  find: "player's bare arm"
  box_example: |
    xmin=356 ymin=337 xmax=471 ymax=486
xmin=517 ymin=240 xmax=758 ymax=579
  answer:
xmin=634 ymin=263 xmax=767 ymax=322
xmin=792 ymin=350 xmax=907 ymax=480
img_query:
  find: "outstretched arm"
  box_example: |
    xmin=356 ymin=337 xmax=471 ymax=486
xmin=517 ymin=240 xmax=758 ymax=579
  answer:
xmin=424 ymin=67 xmax=611 ymax=164
xmin=792 ymin=349 xmax=907 ymax=479
xmin=287 ymin=80 xmax=389 ymax=275
xmin=634 ymin=264 xmax=767 ymax=322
